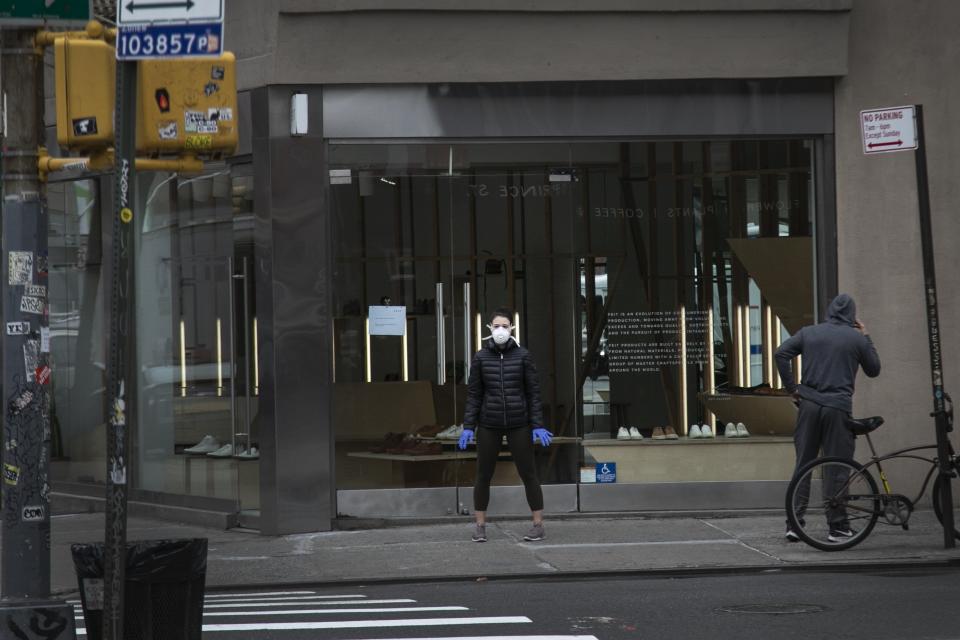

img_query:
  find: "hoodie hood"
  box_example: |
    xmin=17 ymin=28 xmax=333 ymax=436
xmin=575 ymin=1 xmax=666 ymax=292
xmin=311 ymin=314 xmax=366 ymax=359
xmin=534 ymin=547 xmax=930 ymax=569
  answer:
xmin=827 ymin=293 xmax=857 ymax=326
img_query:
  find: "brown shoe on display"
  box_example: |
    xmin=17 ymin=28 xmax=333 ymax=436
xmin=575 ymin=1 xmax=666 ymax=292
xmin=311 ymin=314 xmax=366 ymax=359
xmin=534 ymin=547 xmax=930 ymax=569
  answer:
xmin=664 ymin=426 xmax=679 ymax=440
xmin=651 ymin=426 xmax=666 ymax=440
xmin=416 ymin=424 xmax=444 ymax=437
xmin=370 ymin=432 xmax=406 ymax=453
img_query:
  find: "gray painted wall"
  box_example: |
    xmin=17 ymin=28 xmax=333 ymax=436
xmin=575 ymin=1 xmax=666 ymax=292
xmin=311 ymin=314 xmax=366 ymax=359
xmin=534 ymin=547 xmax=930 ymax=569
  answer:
xmin=228 ymin=3 xmax=850 ymax=90
xmin=835 ymin=1 xmax=960 ymax=469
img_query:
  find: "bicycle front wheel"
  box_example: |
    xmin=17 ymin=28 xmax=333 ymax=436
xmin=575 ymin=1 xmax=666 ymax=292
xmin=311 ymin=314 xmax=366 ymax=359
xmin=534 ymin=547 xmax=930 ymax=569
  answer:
xmin=785 ymin=456 xmax=880 ymax=551
xmin=931 ymin=462 xmax=960 ymax=540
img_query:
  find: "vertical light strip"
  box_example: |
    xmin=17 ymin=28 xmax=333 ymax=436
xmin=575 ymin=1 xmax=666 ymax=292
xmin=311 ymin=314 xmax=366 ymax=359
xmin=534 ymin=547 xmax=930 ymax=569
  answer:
xmin=253 ymin=317 xmax=260 ymax=394
xmin=733 ymin=304 xmax=744 ymax=387
xmin=513 ymin=311 xmax=521 ymax=345
xmin=706 ymin=306 xmax=716 ymax=430
xmin=742 ymin=305 xmax=751 ymax=387
xmin=365 ymin=317 xmax=372 ymax=383
xmin=764 ymin=304 xmax=773 ymax=384
xmin=216 ymin=318 xmax=223 ymax=397
xmin=179 ymin=319 xmax=187 ymax=397
xmin=475 ymin=312 xmax=482 ymax=352
xmin=774 ymin=319 xmax=782 ymax=388
xmin=797 ymin=353 xmax=803 ymax=385
xmin=679 ymin=305 xmax=688 ymax=435
xmin=401 ymin=321 xmax=409 ymax=382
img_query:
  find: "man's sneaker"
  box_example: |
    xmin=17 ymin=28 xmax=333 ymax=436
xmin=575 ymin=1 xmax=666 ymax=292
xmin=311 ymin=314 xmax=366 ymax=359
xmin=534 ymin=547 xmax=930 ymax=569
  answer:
xmin=701 ymin=424 xmax=714 ymax=438
xmin=523 ymin=522 xmax=545 ymax=541
xmin=828 ymin=526 xmax=856 ymax=542
xmin=785 ymin=528 xmax=801 ymax=542
xmin=651 ymin=427 xmax=666 ymax=440
xmin=724 ymin=422 xmax=738 ymax=438
xmin=689 ymin=424 xmax=703 ymax=439
xmin=736 ymin=422 xmax=750 ymax=437
xmin=664 ymin=426 xmax=679 ymax=440
xmin=207 ymin=443 xmax=234 ymax=458
xmin=617 ymin=427 xmax=631 ymax=440
xmin=472 ymin=523 xmax=487 ymax=542
xmin=184 ymin=435 xmax=220 ymax=454
xmin=629 ymin=427 xmax=643 ymax=440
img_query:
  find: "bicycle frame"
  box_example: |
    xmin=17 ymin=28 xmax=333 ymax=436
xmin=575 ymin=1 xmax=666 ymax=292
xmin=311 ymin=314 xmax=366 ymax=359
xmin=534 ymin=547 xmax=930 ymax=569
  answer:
xmin=859 ymin=433 xmax=957 ymax=507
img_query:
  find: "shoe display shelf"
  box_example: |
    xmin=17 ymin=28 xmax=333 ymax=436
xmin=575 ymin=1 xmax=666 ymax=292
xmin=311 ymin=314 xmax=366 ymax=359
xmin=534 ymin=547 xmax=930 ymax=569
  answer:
xmin=700 ymin=392 xmax=797 ymax=436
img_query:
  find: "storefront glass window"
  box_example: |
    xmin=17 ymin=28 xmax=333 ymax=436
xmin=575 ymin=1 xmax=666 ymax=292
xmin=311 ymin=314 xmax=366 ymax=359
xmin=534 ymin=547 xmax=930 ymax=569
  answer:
xmin=330 ymin=140 xmax=815 ymax=493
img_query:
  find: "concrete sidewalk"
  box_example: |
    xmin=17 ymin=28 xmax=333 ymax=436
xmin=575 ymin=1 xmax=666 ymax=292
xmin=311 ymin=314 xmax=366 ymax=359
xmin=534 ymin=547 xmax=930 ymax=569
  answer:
xmin=29 ymin=508 xmax=958 ymax=595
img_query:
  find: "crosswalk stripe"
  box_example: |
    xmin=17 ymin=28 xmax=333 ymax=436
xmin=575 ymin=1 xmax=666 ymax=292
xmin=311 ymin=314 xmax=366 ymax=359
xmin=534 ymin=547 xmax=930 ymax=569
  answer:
xmin=201 ymin=616 xmax=532 ymax=632
xmin=76 ymin=615 xmax=531 ymax=635
xmin=205 ymin=598 xmax=415 ymax=609
xmin=203 ymin=605 xmax=469 ymax=617
xmin=205 ymin=590 xmax=322 ymax=599
xmin=330 ymin=637 xmax=601 ymax=640
xmin=205 ymin=594 xmax=367 ymax=603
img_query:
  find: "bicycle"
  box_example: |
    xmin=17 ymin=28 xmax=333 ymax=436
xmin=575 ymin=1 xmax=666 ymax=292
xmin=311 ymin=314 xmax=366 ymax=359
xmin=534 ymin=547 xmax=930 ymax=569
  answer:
xmin=785 ymin=397 xmax=958 ymax=551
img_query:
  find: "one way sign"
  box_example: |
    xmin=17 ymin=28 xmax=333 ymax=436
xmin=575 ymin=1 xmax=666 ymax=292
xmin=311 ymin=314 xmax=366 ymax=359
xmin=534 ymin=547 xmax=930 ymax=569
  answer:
xmin=118 ymin=0 xmax=222 ymax=25
xmin=861 ymin=106 xmax=918 ymax=155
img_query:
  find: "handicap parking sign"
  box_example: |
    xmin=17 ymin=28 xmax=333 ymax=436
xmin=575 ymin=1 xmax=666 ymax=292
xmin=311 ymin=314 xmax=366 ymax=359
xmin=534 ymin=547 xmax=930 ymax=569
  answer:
xmin=596 ymin=462 xmax=616 ymax=483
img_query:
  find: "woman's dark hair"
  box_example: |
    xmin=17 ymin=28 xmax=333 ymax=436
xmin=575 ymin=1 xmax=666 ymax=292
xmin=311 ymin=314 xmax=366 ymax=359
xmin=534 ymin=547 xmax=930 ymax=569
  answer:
xmin=488 ymin=307 xmax=514 ymax=325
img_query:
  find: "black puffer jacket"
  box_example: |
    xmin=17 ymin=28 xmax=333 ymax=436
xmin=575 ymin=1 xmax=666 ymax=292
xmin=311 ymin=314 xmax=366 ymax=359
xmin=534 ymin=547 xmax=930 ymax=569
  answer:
xmin=463 ymin=338 xmax=544 ymax=429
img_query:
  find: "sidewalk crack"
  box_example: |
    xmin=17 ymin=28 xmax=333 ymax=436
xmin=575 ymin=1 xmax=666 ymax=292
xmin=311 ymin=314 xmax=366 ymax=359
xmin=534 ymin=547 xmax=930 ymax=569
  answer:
xmin=699 ymin=518 xmax=785 ymax=562
xmin=497 ymin=523 xmax=559 ymax=572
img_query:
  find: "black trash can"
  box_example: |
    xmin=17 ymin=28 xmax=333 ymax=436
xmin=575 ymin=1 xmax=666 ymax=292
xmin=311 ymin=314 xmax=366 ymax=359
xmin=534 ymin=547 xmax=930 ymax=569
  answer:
xmin=71 ymin=538 xmax=207 ymax=640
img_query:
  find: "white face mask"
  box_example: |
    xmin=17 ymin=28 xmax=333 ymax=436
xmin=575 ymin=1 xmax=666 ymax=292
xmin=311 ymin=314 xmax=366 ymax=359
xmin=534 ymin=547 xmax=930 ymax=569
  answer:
xmin=491 ymin=326 xmax=512 ymax=345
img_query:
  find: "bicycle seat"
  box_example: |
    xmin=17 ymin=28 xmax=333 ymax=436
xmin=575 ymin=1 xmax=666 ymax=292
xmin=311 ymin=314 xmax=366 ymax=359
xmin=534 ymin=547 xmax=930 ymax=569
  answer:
xmin=846 ymin=416 xmax=884 ymax=435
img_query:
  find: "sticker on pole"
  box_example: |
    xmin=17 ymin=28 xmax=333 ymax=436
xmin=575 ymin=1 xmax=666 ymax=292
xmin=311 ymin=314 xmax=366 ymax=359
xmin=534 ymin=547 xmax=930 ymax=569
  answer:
xmin=861 ymin=106 xmax=918 ymax=155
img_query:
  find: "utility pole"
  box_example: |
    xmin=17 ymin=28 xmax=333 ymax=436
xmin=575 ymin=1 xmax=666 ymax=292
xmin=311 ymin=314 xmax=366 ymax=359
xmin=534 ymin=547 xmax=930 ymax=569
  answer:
xmin=0 ymin=26 xmax=77 ymax=639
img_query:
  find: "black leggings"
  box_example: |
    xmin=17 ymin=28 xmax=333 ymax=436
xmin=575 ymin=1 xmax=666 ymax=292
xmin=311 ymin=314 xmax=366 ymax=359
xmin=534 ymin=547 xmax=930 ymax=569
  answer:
xmin=474 ymin=426 xmax=544 ymax=512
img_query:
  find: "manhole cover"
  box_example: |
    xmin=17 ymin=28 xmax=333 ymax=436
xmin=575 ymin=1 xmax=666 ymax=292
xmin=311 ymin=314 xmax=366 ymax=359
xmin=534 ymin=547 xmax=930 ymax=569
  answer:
xmin=717 ymin=604 xmax=827 ymax=615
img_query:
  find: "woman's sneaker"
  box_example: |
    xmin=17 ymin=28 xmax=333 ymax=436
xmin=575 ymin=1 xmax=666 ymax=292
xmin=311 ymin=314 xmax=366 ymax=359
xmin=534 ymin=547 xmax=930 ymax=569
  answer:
xmin=523 ymin=522 xmax=545 ymax=541
xmin=472 ymin=523 xmax=487 ymax=542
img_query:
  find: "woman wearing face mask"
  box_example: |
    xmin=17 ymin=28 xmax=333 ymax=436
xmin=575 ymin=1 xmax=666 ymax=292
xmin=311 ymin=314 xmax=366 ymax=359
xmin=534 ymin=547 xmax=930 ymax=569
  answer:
xmin=459 ymin=307 xmax=553 ymax=542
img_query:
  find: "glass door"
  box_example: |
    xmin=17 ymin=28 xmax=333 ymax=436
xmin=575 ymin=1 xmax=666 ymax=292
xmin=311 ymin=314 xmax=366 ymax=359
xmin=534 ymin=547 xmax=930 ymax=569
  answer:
xmin=331 ymin=172 xmax=466 ymax=514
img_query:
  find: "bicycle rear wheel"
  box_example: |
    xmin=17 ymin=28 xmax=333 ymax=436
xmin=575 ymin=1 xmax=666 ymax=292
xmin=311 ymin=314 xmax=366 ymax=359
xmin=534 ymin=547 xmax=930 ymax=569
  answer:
xmin=785 ymin=456 xmax=880 ymax=551
xmin=931 ymin=462 xmax=960 ymax=540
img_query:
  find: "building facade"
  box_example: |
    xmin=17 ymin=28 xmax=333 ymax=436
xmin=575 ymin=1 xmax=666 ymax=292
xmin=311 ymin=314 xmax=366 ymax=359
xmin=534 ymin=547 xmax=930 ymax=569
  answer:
xmin=46 ymin=1 xmax=960 ymax=534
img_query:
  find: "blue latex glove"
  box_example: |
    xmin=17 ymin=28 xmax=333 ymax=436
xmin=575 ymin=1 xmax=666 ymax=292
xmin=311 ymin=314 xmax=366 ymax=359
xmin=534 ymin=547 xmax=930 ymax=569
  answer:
xmin=458 ymin=428 xmax=475 ymax=450
xmin=532 ymin=427 xmax=553 ymax=447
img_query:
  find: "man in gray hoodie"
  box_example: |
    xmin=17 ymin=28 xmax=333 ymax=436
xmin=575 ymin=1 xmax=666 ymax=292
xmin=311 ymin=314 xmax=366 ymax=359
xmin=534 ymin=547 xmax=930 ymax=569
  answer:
xmin=775 ymin=293 xmax=881 ymax=541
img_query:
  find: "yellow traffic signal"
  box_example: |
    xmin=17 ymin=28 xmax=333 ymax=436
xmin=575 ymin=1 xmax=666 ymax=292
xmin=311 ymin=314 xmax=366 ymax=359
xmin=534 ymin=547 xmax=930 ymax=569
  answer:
xmin=54 ymin=38 xmax=116 ymax=151
xmin=136 ymin=52 xmax=238 ymax=157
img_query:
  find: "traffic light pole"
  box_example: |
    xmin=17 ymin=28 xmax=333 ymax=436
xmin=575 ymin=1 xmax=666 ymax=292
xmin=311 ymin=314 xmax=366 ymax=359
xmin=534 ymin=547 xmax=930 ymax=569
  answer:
xmin=103 ymin=58 xmax=138 ymax=640
xmin=913 ymin=105 xmax=956 ymax=549
xmin=0 ymin=27 xmax=77 ymax=638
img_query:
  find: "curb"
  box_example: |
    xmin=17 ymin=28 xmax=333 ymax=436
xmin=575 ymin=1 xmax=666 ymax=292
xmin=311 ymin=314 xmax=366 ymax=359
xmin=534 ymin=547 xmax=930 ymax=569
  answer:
xmin=198 ymin=556 xmax=960 ymax=593
xmin=51 ymin=556 xmax=960 ymax=598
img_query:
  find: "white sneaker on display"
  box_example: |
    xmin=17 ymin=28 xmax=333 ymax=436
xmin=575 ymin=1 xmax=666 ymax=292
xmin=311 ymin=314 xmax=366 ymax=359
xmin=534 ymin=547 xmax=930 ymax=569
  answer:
xmin=629 ymin=427 xmax=643 ymax=440
xmin=617 ymin=427 xmax=631 ymax=440
xmin=689 ymin=424 xmax=703 ymax=439
xmin=736 ymin=422 xmax=750 ymax=437
xmin=207 ymin=443 xmax=234 ymax=458
xmin=724 ymin=422 xmax=738 ymax=438
xmin=437 ymin=425 xmax=464 ymax=439
xmin=184 ymin=435 xmax=221 ymax=454
xmin=236 ymin=446 xmax=260 ymax=460
xmin=701 ymin=424 xmax=714 ymax=438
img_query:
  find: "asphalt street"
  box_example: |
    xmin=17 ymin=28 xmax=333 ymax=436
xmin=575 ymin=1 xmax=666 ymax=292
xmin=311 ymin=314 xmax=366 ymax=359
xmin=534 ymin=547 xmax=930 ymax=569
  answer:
xmin=69 ymin=566 xmax=960 ymax=639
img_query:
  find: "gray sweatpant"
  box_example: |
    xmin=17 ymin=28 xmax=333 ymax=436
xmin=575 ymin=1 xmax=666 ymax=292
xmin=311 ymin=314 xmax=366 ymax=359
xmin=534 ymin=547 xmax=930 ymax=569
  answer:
xmin=789 ymin=398 xmax=856 ymax=527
